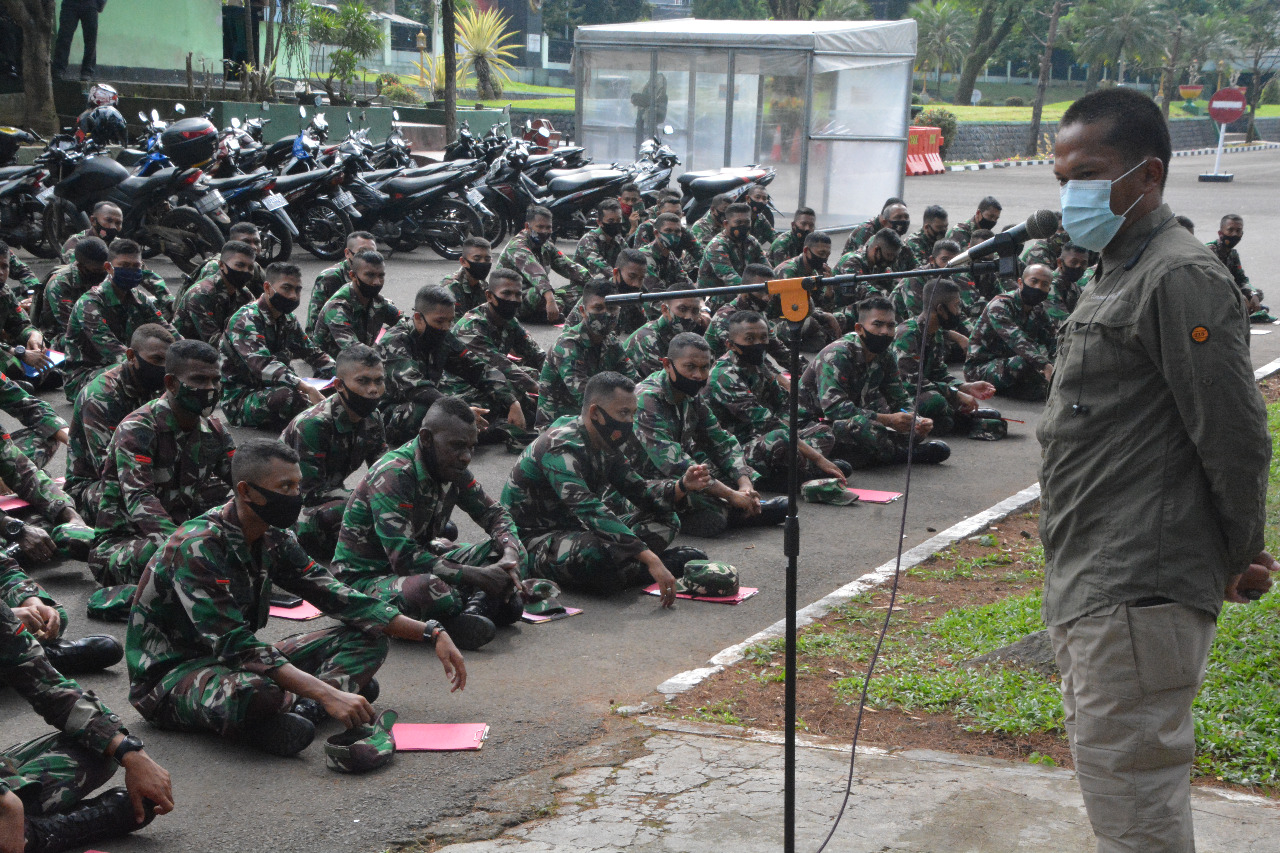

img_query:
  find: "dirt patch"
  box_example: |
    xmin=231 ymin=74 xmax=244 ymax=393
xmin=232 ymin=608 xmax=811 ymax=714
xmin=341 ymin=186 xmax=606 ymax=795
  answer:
xmin=1262 ymin=375 xmax=1280 ymax=404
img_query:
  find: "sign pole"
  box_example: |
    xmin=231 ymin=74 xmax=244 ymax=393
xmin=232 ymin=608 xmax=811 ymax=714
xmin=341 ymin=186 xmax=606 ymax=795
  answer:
xmin=1200 ymin=86 xmax=1246 ymax=183
xmin=1212 ymin=120 xmax=1227 ymax=176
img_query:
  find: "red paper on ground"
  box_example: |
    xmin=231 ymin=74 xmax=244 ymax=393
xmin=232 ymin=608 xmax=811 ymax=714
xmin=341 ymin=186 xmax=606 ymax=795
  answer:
xmin=392 ymin=722 xmax=489 ymax=751
xmin=643 ymin=584 xmax=759 ymax=604
xmin=847 ymin=488 xmax=902 ymax=503
xmin=269 ymin=601 xmax=323 ymax=620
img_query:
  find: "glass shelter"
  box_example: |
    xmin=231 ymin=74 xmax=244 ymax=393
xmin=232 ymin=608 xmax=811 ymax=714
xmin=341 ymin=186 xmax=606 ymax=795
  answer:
xmin=574 ymin=19 xmax=917 ymax=227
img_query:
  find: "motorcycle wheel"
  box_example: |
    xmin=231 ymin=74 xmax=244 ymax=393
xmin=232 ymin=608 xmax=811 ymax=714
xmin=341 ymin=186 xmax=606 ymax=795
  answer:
xmin=296 ymin=199 xmax=352 ymax=262
xmin=420 ymin=198 xmax=483 ymax=261
xmin=481 ymin=207 xmax=507 ymax=246
xmin=158 ymin=207 xmax=225 ymax=275
xmin=250 ymin=208 xmax=293 ymax=264
xmin=40 ymin=199 xmax=88 ymax=259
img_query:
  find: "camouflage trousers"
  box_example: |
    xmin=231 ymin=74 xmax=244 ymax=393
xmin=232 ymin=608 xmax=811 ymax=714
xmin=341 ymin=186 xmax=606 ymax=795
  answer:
xmin=519 ymin=285 xmax=579 ymax=324
xmin=67 ymin=477 xmax=104 ymax=526
xmin=347 ymin=540 xmax=502 ymax=622
xmin=915 ymin=390 xmax=1007 ymax=441
xmin=62 ymin=363 xmax=111 ymax=405
xmin=523 ymin=507 xmax=679 ymax=594
xmin=295 ymin=498 xmax=347 ymax=561
xmin=382 ymin=395 xmax=534 ymax=453
xmin=0 ymin=731 xmax=117 ymax=817
xmin=221 ymin=384 xmax=312 ymax=430
xmin=826 ymin=415 xmax=909 ymax=468
xmin=139 ymin=625 xmax=388 ymax=737
xmin=90 ymin=532 xmax=163 ymax=588
xmin=10 ymin=428 xmax=57 ymax=471
xmin=965 ymin=356 xmax=1050 ymax=402
xmin=743 ymin=422 xmax=837 ymax=488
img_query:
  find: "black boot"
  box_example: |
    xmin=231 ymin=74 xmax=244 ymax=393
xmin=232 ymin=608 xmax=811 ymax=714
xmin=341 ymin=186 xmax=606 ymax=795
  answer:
xmin=833 ymin=459 xmax=854 ymax=478
xmin=269 ymin=591 xmax=303 ymax=608
xmin=734 ymin=496 xmax=788 ymax=528
xmin=658 ymin=546 xmax=708 ymax=578
xmin=291 ymin=698 xmax=328 ymax=726
xmin=465 ymin=589 xmax=522 ymax=627
xmin=440 ymin=520 xmax=459 ymax=541
xmin=244 ymin=711 xmax=315 ymax=757
xmin=359 ymin=677 xmax=379 ymax=703
xmin=41 ymin=635 xmax=123 ymax=674
xmin=25 ymin=787 xmax=154 ymax=853
xmin=443 ymin=609 xmax=497 ymax=651
xmin=972 ymin=407 xmax=1002 ymax=420
xmin=911 ymin=440 xmax=952 ymax=464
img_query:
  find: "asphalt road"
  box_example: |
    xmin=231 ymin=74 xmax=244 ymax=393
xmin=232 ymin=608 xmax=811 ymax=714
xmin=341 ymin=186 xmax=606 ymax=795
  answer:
xmin=3 ymin=148 xmax=1279 ymax=853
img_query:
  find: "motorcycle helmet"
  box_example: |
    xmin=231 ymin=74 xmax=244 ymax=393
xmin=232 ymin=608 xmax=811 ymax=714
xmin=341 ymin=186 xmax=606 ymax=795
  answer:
xmin=77 ymin=106 xmax=128 ymax=146
xmin=87 ymin=83 xmax=119 ymax=108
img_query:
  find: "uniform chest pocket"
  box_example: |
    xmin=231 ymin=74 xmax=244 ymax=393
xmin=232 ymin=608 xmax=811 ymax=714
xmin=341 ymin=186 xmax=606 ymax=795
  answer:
xmin=1065 ymin=291 xmax=1143 ymax=385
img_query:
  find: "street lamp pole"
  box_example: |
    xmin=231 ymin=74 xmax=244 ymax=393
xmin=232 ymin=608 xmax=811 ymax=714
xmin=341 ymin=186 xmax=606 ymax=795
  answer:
xmin=417 ymin=29 xmax=427 ymax=87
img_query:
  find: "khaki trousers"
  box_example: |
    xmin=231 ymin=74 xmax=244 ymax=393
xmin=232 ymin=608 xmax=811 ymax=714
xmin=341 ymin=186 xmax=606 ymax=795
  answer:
xmin=1049 ymin=601 xmax=1216 ymax=853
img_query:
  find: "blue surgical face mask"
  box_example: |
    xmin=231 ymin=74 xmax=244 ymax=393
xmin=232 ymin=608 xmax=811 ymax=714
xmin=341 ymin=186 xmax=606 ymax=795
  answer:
xmin=1059 ymin=159 xmax=1148 ymax=252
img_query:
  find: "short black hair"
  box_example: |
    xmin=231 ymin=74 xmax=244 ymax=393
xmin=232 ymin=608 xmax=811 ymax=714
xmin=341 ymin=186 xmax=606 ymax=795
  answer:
xmin=725 ymin=202 xmax=751 ymax=219
xmin=461 ymin=236 xmax=491 ymax=251
xmin=658 ymin=195 xmax=682 ymax=210
xmin=804 ymin=231 xmax=831 ymax=248
xmin=970 ymin=229 xmax=995 ymax=243
xmin=231 ymin=437 xmax=298 ymax=486
xmin=526 ymin=205 xmax=552 ymax=223
xmin=743 ymin=263 xmax=774 ymax=283
xmin=857 ymin=295 xmax=896 ymax=320
xmin=667 ymin=331 xmax=710 ymax=359
xmin=265 ymin=261 xmax=301 ymax=282
xmin=107 ymin=238 xmax=141 ymax=259
xmin=881 ymin=200 xmax=908 ymax=216
xmin=1060 ymin=88 xmax=1171 ymax=188
xmin=930 ymin=239 xmax=961 ymax=258
xmin=422 ymin=395 xmax=476 ymax=430
xmin=620 ymin=183 xmax=639 ymax=195
xmin=727 ymin=310 xmax=765 ymax=332
xmin=0 ymin=240 xmax=8 ymax=258
xmin=228 ymin=222 xmax=260 ymax=240
xmin=336 ymin=342 xmax=383 ymax=373
xmin=872 ymin=228 xmax=903 ymax=250
xmin=711 ymin=193 xmax=733 ymax=209
xmin=617 ymin=248 xmax=647 ymax=269
xmin=346 ymin=231 xmax=375 ymax=248
xmin=654 ymin=212 xmax=681 ymax=231
xmin=582 ymin=277 xmax=617 ymax=300
xmin=130 ymin=322 xmax=175 ymax=350
xmin=597 ymin=199 xmax=621 ymax=216
xmin=882 ymin=197 xmax=904 ymax=209
xmin=352 ymin=249 xmax=384 ymax=268
xmin=415 ymin=284 xmax=455 ymax=313
xmin=74 ymin=236 xmax=109 ymax=264
xmin=583 ymin=371 xmax=634 ymax=412
xmin=1175 ymin=215 xmax=1195 ymax=233
xmin=221 ymin=239 xmax=255 ymax=262
xmin=794 ymin=206 xmax=815 ymax=219
xmin=978 ymin=196 xmax=1002 ymax=212
xmin=91 ymin=200 xmax=121 ymax=216
xmin=165 ymin=338 xmax=218 ymax=374
xmin=922 ymin=278 xmax=961 ymax=314
xmin=1061 ymin=242 xmax=1090 ymax=256
xmin=922 ymin=204 xmax=947 ymax=222
xmin=1220 ymin=213 xmax=1243 ymax=228
xmin=486 ymin=268 xmax=521 ymax=292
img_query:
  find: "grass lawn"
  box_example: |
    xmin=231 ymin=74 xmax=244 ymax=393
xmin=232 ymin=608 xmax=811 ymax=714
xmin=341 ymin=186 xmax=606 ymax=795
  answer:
xmin=942 ymin=100 xmax=1280 ymax=123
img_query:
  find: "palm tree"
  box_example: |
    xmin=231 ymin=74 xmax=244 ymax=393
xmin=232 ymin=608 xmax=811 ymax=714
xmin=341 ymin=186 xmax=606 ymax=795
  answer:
xmin=911 ymin=0 xmax=973 ymax=98
xmin=1182 ymin=14 xmax=1235 ymax=88
xmin=456 ymin=6 xmax=521 ymax=100
xmin=1069 ymin=0 xmax=1167 ymax=86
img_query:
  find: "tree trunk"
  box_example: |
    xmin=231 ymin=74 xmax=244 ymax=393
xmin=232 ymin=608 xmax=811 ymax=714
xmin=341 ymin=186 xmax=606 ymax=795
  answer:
xmin=953 ymin=0 xmax=1019 ymax=106
xmin=264 ymin=0 xmax=275 ymax=67
xmin=443 ymin=0 xmax=456 ymax=141
xmin=1247 ymin=51 xmax=1262 ymax=142
xmin=474 ymin=56 xmax=495 ymax=100
xmin=935 ymin=62 xmax=942 ymax=97
xmin=1 ymin=0 xmax=58 ymax=134
xmin=1085 ymin=60 xmax=1102 ymax=93
xmin=1158 ymin=25 xmax=1183 ymax=119
xmin=1027 ymin=0 xmax=1063 ymax=157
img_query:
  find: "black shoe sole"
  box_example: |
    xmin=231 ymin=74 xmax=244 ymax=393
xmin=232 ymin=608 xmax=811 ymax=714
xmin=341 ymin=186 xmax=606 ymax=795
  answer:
xmin=444 ymin=612 xmax=497 ymax=650
xmin=247 ymin=712 xmax=315 ymax=757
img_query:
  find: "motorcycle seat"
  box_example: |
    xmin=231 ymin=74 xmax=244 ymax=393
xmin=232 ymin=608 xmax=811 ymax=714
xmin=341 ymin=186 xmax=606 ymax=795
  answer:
xmin=0 ymin=165 xmax=38 ymax=181
xmin=271 ymin=170 xmax=326 ymax=193
xmin=547 ymin=169 xmax=629 ymax=195
xmin=679 ymin=174 xmax=753 ymax=195
xmin=117 ymin=166 xmax=177 ymax=197
xmin=544 ymin=164 xmax=615 ymax=182
xmin=382 ymin=171 xmax=455 ymax=195
xmin=360 ymin=168 xmax=405 ymax=184
xmin=204 ymin=169 xmax=271 ymax=192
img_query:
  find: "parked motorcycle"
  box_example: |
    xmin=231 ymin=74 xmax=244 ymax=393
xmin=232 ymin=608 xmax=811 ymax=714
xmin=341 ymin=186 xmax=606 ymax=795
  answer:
xmin=0 ymin=127 xmax=63 ymax=259
xmin=678 ymin=165 xmax=776 ymax=224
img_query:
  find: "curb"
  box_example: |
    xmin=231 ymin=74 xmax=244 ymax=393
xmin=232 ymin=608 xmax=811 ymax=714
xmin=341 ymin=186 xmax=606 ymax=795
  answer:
xmin=655 ymin=356 xmax=1280 ymax=699
xmin=944 ymin=141 xmax=1279 ymax=173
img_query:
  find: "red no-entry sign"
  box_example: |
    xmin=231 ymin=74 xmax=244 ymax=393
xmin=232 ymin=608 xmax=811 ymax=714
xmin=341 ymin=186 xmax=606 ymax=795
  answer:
xmin=1208 ymin=87 xmax=1247 ymax=125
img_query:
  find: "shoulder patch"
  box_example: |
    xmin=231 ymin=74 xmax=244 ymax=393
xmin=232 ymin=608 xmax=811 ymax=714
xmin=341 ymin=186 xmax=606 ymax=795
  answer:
xmin=1191 ymin=326 xmax=1210 ymax=344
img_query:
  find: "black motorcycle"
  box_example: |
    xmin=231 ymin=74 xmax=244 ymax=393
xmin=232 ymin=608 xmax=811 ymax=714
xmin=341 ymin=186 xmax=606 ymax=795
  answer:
xmin=0 ymin=127 xmax=62 ymax=259
xmin=678 ymin=165 xmax=777 ymax=224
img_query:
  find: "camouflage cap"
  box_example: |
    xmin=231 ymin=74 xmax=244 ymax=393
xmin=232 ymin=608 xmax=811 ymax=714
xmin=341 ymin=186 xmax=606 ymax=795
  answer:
xmin=53 ymin=522 xmax=95 ymax=560
xmin=675 ymin=561 xmax=739 ymax=597
xmin=967 ymin=416 xmax=1008 ymax=442
xmin=325 ymin=709 xmax=398 ymax=774
xmin=522 ymin=579 xmax=565 ymax=615
xmin=802 ymin=478 xmax=859 ymax=506
xmin=87 ymin=584 xmax=137 ymax=622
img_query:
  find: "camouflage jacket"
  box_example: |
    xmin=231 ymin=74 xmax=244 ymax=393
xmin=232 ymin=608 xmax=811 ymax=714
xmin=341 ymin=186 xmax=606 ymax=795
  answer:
xmin=59 ymin=234 xmax=173 ymax=317
xmin=768 ymin=229 xmax=805 ymax=267
xmin=451 ymin=302 xmax=545 ymax=380
xmin=1019 ymin=232 xmax=1069 ymax=270
xmin=312 ymin=282 xmax=403 ymax=358
xmin=0 ymin=560 xmax=55 ymax=611
xmin=94 ymin=394 xmax=235 ymax=548
xmin=966 ymin=292 xmax=1056 ymax=371
xmin=636 ymin=242 xmax=692 ymax=297
xmin=503 ymin=416 xmax=680 ymax=561
xmin=496 ymin=230 xmax=589 ymax=298
xmin=904 ymin=227 xmax=937 ymax=265
xmin=832 ymin=245 xmax=897 ymax=310
xmin=66 ymin=363 xmax=159 ymax=504
xmin=376 ymin=318 xmax=516 ymax=413
xmin=0 ymin=370 xmax=66 ymax=441
xmin=705 ymin=349 xmax=790 ymax=445
xmin=0 ymin=428 xmax=73 ymax=525
xmin=623 ymin=313 xmax=684 ymax=379
xmin=192 ymin=257 xmax=266 ymax=299
xmin=1044 ymin=270 xmax=1084 ymax=329
xmin=127 ymin=500 xmax=399 ymax=716
xmin=772 ymin=253 xmax=834 ymax=322
xmin=841 ymin=218 xmax=880 ymax=254
xmin=6 ymin=249 xmax=39 ymax=292
xmin=41 ymin=265 xmax=96 ymax=343
xmin=64 ymin=281 xmax=177 ymax=395
xmin=573 ymin=227 xmax=624 ymax=280
xmin=172 ymin=275 xmax=252 ymax=349
xmin=704 ymin=295 xmax=789 ymax=363
xmin=0 ymin=601 xmax=126 ymax=796
xmin=281 ymin=394 xmax=388 ymax=508
xmin=332 ymin=437 xmax=524 ymax=589
xmin=892 ymin=317 xmax=959 ymax=402
xmin=306 ymin=259 xmax=351 ymax=333
xmin=688 ymin=210 xmax=723 ymax=247
xmin=440 ymin=267 xmax=488 ymax=316
xmin=1206 ymin=240 xmax=1252 ymax=294
xmin=632 ymin=226 xmax=702 ymax=269
xmin=750 ymin=215 xmax=776 ymax=247
xmin=0 ymin=274 xmax=36 ymax=350
xmin=535 ymin=323 xmax=634 ymax=428
xmin=220 ymin=299 xmax=335 ymax=391
xmin=631 ymin=367 xmax=752 ymax=483
xmin=800 ymin=333 xmax=912 ymax=426
xmin=697 ymin=233 xmax=766 ymax=293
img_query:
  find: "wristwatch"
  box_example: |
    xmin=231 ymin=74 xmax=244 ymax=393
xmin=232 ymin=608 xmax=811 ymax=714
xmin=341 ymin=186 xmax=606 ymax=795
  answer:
xmin=10 ymin=346 xmax=23 ymax=360
xmin=422 ymin=619 xmax=444 ymax=646
xmin=113 ymin=734 xmax=145 ymax=765
xmin=0 ymin=517 xmax=24 ymax=541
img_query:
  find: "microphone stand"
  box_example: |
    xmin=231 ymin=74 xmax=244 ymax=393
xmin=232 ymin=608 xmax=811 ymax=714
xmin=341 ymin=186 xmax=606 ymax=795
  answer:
xmin=607 ymin=255 xmax=1007 ymax=853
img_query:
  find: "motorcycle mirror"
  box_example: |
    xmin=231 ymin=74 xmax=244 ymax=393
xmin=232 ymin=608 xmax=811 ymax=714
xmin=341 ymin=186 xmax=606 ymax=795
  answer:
xmin=150 ymin=108 xmax=160 ymax=123
xmin=392 ymin=110 xmax=400 ymax=122
xmin=663 ymin=124 xmax=674 ymax=135
xmin=360 ymin=110 xmax=367 ymax=123
xmin=137 ymin=111 xmax=147 ymax=122
xmin=346 ymin=112 xmax=352 ymax=124
xmin=299 ymin=106 xmax=307 ymax=119
xmin=314 ymin=94 xmax=323 ymax=107
xmin=174 ymin=104 xmax=186 ymax=115
xmin=525 ymin=119 xmax=532 ymax=131
xmin=231 ymin=117 xmax=241 ymax=128
xmin=261 ymin=101 xmax=270 ymax=111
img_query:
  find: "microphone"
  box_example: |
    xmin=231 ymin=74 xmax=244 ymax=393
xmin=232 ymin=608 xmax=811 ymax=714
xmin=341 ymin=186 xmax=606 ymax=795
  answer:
xmin=947 ymin=209 xmax=1060 ymax=267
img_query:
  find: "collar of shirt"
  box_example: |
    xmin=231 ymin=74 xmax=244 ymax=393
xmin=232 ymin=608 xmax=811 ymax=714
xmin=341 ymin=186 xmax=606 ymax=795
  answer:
xmin=1100 ymin=202 xmax=1176 ymax=274
xmin=155 ymin=393 xmax=216 ymax=437
xmin=325 ymin=392 xmax=361 ymax=436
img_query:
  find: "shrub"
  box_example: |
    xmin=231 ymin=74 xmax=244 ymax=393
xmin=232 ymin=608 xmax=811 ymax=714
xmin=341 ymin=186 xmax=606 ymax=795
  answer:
xmin=1263 ymin=78 xmax=1280 ymax=106
xmin=381 ymin=83 xmax=422 ymax=105
xmin=911 ymin=93 xmax=922 ymax=106
xmin=1004 ymin=96 xmax=1025 ymax=107
xmin=917 ymin=107 xmax=957 ymax=158
xmin=376 ymin=72 xmax=399 ymax=94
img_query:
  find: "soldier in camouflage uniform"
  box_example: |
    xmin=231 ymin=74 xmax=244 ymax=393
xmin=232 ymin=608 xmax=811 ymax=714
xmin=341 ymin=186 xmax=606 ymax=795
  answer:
xmin=623 ymin=286 xmax=706 ymax=378
xmin=91 ymin=340 xmax=234 ymax=614
xmin=706 ymin=311 xmax=847 ymax=489
xmin=172 ymin=239 xmax=255 ymax=349
xmin=802 ymin=297 xmax=951 ymax=468
xmin=333 ymin=398 xmax=526 ymax=650
xmin=504 ymin=372 xmax=712 ymax=605
xmin=311 ymin=250 xmax=402 ymax=359
xmin=1207 ymin=213 xmax=1270 ymax=321
xmin=220 ymin=262 xmax=335 ymax=430
xmin=0 ymin=368 xmax=69 ymax=470
xmin=964 ymin=264 xmax=1057 ymax=401
xmin=127 ymin=437 xmax=465 ymax=756
xmin=618 ymin=183 xmax=647 ymax=243
xmin=767 ymin=206 xmax=816 ymax=266
xmin=67 ymin=324 xmax=172 ymax=521
xmin=41 ymin=237 xmax=110 ymax=347
xmin=832 ymin=228 xmax=904 ymax=327
xmin=745 ymin=185 xmax=776 ymax=247
xmin=188 ymin=222 xmax=266 ymax=300
xmin=376 ymin=285 xmax=520 ymax=447
xmin=59 ymin=204 xmax=174 ymax=320
xmin=636 ymin=212 xmax=694 ymax=299
xmin=564 ymin=247 xmax=653 ymax=335
xmin=574 ymin=201 xmax=626 ymax=280
xmin=0 ymin=600 xmax=174 ymax=852
xmin=892 ymin=279 xmax=1003 ymax=440
xmin=536 ymin=278 xmax=635 ymax=428
xmin=1045 ymin=243 xmax=1091 ymax=329
xmin=440 ymin=236 xmax=493 ymax=315
xmin=4 ymin=247 xmax=40 ymax=296
xmin=705 ymin=264 xmax=792 ymax=362
xmin=772 ymin=233 xmax=844 ymax=351
xmin=891 ymin=239 xmax=962 ymax=322
xmin=688 ymin=193 xmax=731 ymax=248
xmin=633 ymin=196 xmax=703 ymax=272
xmin=699 ymin=204 xmax=768 ymax=311
xmin=281 ymin=344 xmax=388 ymax=560
xmin=952 ymin=228 xmax=1011 ymax=309
xmin=62 ymin=239 xmax=179 ymax=403
xmin=1018 ymin=219 xmax=1068 ymax=271
xmin=944 ymin=195 xmax=1002 ymax=247
xmin=841 ymin=198 xmax=909 ymax=254
xmin=497 ymin=205 xmax=589 ymax=325
xmin=903 ymin=204 xmax=949 ymax=265
xmin=0 ymin=418 xmax=90 ymax=568
xmin=630 ymin=333 xmax=786 ymax=538
xmin=305 ymin=231 xmax=377 ymax=333
xmin=0 ymin=241 xmax=63 ymax=391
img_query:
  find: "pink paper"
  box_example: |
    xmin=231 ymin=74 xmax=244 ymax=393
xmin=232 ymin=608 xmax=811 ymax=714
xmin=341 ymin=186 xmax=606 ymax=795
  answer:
xmin=521 ymin=606 xmax=583 ymax=624
xmin=392 ymin=722 xmax=489 ymax=751
xmin=847 ymin=488 xmax=902 ymax=504
xmin=269 ymin=601 xmax=323 ymax=620
xmin=644 ymin=584 xmax=759 ymax=604
xmin=0 ymin=495 xmax=29 ymax=512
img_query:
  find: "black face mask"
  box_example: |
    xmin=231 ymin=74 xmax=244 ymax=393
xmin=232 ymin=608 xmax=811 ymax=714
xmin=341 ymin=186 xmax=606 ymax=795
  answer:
xmin=749 ymin=200 xmax=768 ymax=215
xmin=223 ymin=266 xmax=254 ymax=290
xmin=527 ymin=231 xmax=546 ymax=249
xmin=96 ymin=226 xmax=119 ymax=244
xmin=355 ymin=278 xmax=382 ymax=301
xmin=79 ymin=265 xmax=108 ymax=285
xmin=131 ymin=356 xmax=167 ymax=393
xmin=977 ymin=217 xmax=998 ymax=230
xmin=341 ymin=385 xmax=381 ymax=418
xmin=890 ymin=220 xmax=910 ymax=235
xmin=466 ymin=261 xmax=492 ymax=281
xmin=669 ymin=366 xmax=707 ymax=396
xmin=728 ymin=224 xmax=749 ymax=242
xmin=269 ymin=291 xmax=300 ymax=315
xmin=601 ymin=221 xmax=625 ymax=238
xmin=112 ymin=267 xmax=145 ymax=291
xmin=416 ymin=322 xmax=447 ymax=350
xmin=491 ymin=296 xmax=520 ymax=320
xmin=861 ymin=331 xmax=894 ymax=355
xmin=247 ymin=485 xmax=303 ymax=528
xmin=1020 ymin=286 xmax=1048 ymax=307
xmin=592 ymin=408 xmax=633 ymax=450
xmin=615 ymin=275 xmax=640 ymax=293
xmin=1060 ymin=265 xmax=1086 ymax=283
xmin=735 ymin=342 xmax=767 ymax=366
xmin=173 ymin=381 xmax=219 ymax=418
xmin=1220 ymin=234 xmax=1242 ymax=250
xmin=792 ymin=226 xmax=812 ymax=243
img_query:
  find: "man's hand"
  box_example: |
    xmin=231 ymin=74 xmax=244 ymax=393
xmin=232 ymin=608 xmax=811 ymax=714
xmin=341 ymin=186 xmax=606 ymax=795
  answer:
xmin=1042 ymin=363 xmax=1054 ymax=382
xmin=470 ymin=407 xmax=490 ymax=430
xmin=22 ymin=347 xmax=51 ymax=371
xmin=879 ymin=411 xmax=916 ymax=433
xmin=943 ymin=330 xmax=969 ymax=349
xmin=543 ymin=292 xmax=561 ymax=324
xmin=628 ymin=209 xmax=643 ymax=232
xmin=955 ymin=390 xmax=978 ymax=414
xmin=815 ymin=455 xmax=846 ymax=483
xmin=460 ymin=564 xmax=515 ymax=598
xmin=913 ymin=415 xmax=934 ymax=436
xmin=960 ymin=381 xmax=997 ymax=401
xmin=680 ymin=464 xmax=713 ymax=493
xmin=52 ymin=427 xmax=69 ymax=446
xmin=320 ymin=686 xmax=375 ymax=728
xmin=776 ymin=371 xmax=792 ymax=393
xmin=819 ymin=312 xmax=842 ymax=339
xmin=0 ymin=790 xmax=24 ymax=853
xmin=727 ymin=482 xmax=761 ymax=516
xmin=15 ymin=597 xmax=59 ymax=641
xmin=17 ymin=524 xmax=56 ymax=562
xmin=497 ymin=545 xmax=522 ymax=588
xmin=507 ymin=400 xmax=527 ymax=431
xmin=120 ymin=750 xmax=174 ymax=824
xmin=1226 ymin=551 xmax=1280 ymax=603
xmin=644 ymin=554 xmax=676 ymax=607
xmin=56 ymin=506 xmax=86 ymax=527
xmin=301 ymin=382 xmax=325 ymax=406
xmin=434 ymin=632 xmax=467 ymax=692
